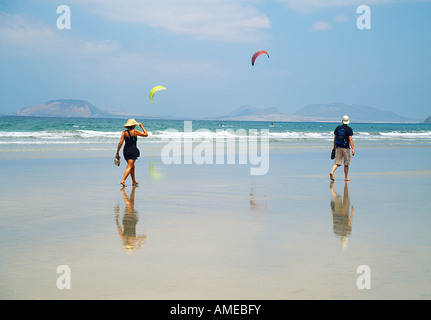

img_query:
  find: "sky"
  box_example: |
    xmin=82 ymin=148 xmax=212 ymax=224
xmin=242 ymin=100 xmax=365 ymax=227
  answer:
xmin=0 ymin=0 xmax=430 ymax=120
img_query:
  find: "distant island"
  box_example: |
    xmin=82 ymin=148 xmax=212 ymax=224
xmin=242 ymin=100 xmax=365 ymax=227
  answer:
xmin=292 ymin=103 xmax=415 ymax=123
xmin=214 ymin=103 xmax=416 ymax=123
xmin=17 ymin=99 xmax=108 ymax=118
xmin=212 ymin=106 xmax=300 ymax=122
xmin=16 ymin=99 xmax=166 ymax=119
xmin=424 ymin=116 xmax=431 ymax=124
xmin=14 ymin=99 xmax=419 ymax=123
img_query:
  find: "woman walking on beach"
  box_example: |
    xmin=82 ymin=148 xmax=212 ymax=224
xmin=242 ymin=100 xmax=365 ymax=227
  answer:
xmin=116 ymin=119 xmax=148 ymax=187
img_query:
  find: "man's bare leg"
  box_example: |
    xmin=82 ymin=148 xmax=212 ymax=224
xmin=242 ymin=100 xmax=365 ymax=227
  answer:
xmin=330 ymin=164 xmax=339 ymax=180
xmin=344 ymin=165 xmax=351 ymax=181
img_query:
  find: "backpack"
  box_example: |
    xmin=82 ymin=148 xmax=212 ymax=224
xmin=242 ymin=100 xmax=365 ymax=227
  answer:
xmin=335 ymin=126 xmax=347 ymax=147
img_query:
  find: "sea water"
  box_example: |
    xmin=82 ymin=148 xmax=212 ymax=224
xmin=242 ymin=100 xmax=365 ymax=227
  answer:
xmin=1 ymin=115 xmax=430 ymax=150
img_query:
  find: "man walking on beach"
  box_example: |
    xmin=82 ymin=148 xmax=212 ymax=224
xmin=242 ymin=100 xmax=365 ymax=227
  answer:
xmin=330 ymin=115 xmax=355 ymax=181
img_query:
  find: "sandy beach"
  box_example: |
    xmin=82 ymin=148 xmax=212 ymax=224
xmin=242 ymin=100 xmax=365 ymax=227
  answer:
xmin=1 ymin=142 xmax=430 ymax=300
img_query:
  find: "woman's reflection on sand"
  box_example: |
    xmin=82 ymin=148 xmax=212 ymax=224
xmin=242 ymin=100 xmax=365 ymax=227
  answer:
xmin=114 ymin=186 xmax=146 ymax=254
xmin=330 ymin=181 xmax=354 ymax=248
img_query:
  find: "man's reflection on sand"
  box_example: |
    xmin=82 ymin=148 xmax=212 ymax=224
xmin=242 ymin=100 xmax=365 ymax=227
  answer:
xmin=330 ymin=181 xmax=354 ymax=248
xmin=114 ymin=186 xmax=146 ymax=254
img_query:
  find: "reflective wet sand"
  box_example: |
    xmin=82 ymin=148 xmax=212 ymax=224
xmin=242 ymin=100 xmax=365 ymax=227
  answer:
xmin=1 ymin=146 xmax=430 ymax=299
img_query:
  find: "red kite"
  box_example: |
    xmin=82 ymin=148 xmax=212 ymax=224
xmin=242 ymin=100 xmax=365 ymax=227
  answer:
xmin=251 ymin=50 xmax=269 ymax=66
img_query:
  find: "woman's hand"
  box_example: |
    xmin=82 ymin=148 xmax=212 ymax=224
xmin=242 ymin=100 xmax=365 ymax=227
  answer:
xmin=137 ymin=123 xmax=148 ymax=137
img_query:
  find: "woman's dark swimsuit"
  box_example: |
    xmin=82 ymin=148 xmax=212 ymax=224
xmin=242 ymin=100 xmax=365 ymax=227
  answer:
xmin=123 ymin=130 xmax=140 ymax=160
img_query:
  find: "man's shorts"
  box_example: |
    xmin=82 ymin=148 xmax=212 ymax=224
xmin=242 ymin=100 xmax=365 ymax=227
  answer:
xmin=335 ymin=147 xmax=351 ymax=166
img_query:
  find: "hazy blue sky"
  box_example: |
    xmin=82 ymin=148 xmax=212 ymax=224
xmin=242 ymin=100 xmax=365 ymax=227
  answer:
xmin=1 ymin=0 xmax=430 ymax=119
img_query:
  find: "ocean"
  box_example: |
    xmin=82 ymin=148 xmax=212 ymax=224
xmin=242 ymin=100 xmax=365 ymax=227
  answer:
xmin=1 ymin=115 xmax=430 ymax=154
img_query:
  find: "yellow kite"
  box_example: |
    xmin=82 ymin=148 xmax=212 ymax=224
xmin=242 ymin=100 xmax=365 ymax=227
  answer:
xmin=149 ymin=86 xmax=167 ymax=103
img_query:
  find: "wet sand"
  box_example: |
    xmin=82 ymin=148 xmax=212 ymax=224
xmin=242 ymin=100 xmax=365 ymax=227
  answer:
xmin=1 ymin=145 xmax=431 ymax=299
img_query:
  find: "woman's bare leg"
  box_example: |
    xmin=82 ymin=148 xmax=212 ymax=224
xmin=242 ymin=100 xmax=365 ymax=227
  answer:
xmin=121 ymin=159 xmax=136 ymax=186
xmin=131 ymin=163 xmax=139 ymax=185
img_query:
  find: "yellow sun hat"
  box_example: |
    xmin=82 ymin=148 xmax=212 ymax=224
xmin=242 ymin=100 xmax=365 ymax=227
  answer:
xmin=123 ymin=119 xmax=139 ymax=128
